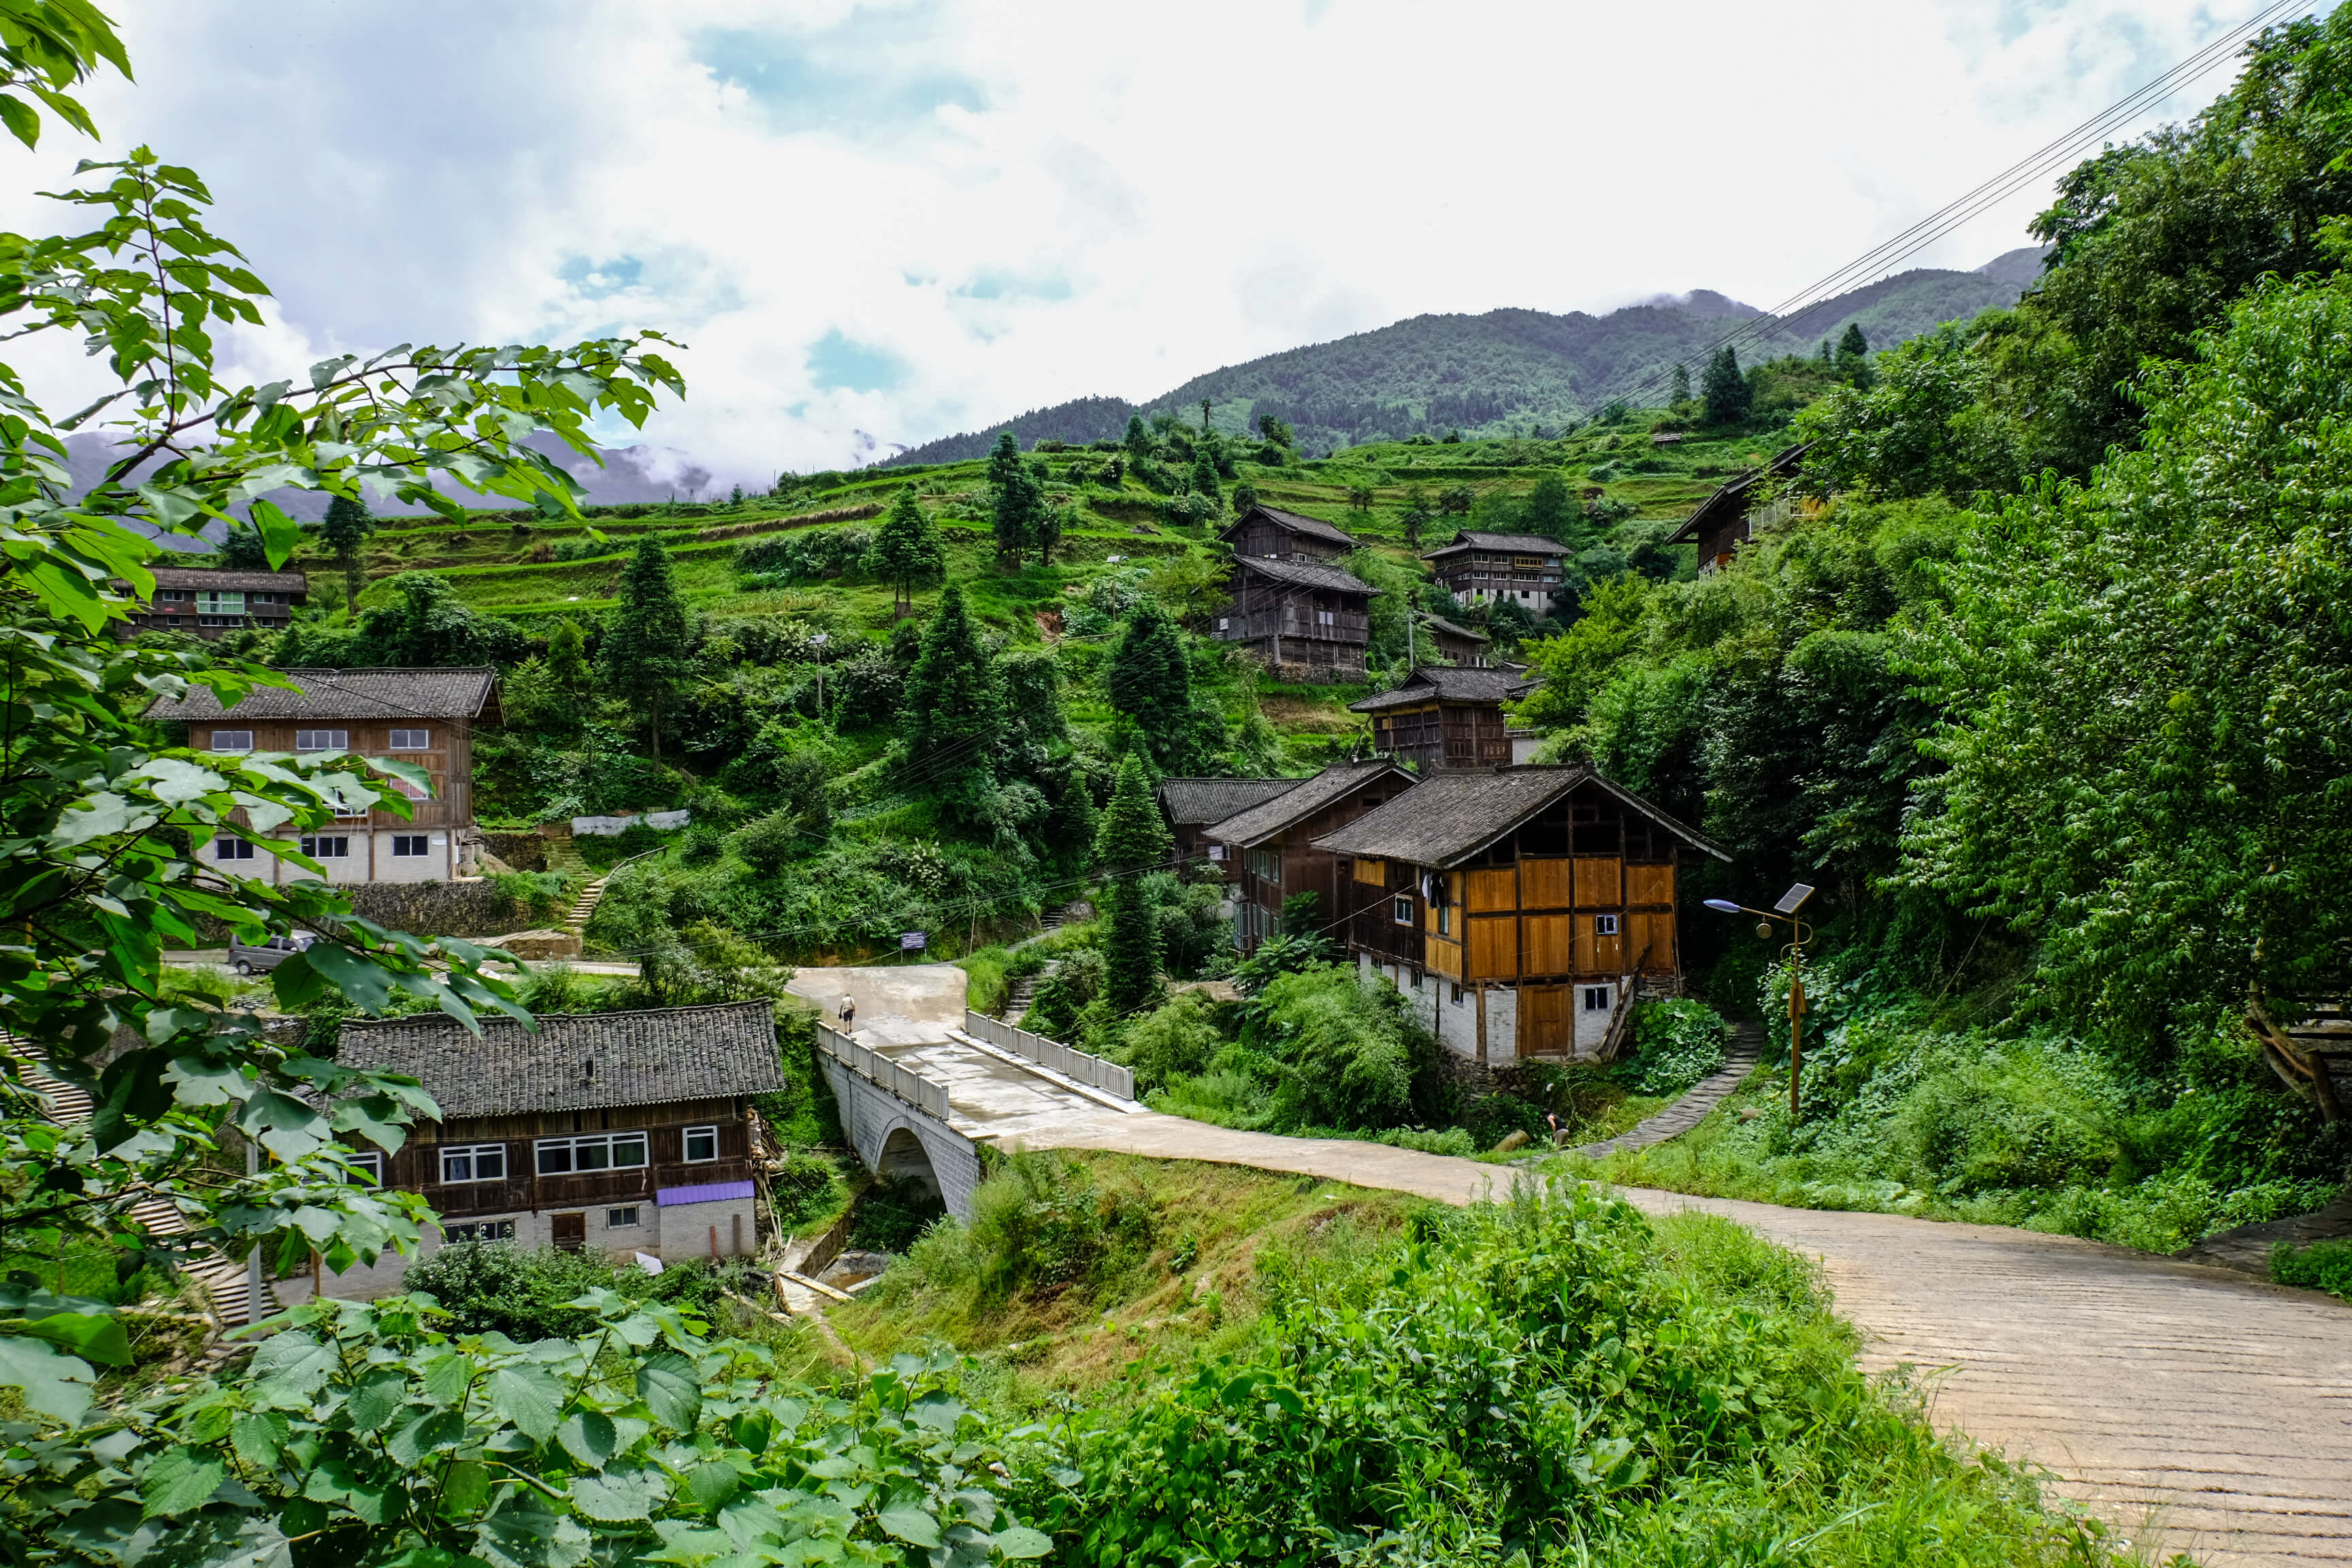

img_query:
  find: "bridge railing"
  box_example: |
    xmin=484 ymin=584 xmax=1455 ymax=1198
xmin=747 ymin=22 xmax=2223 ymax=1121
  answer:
xmin=963 ymin=1010 xmax=1137 ymax=1100
xmin=814 ymin=1022 xmax=951 ymax=1120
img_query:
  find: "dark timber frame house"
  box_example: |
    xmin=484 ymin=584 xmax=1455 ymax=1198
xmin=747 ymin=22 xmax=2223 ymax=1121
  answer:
xmin=1156 ymin=777 xmax=1301 ymax=880
xmin=1667 ymin=441 xmax=1811 ymax=572
xmin=320 ymin=1001 xmax=785 ymax=1297
xmin=1421 ymin=531 xmax=1568 ymax=613
xmin=119 ymin=566 xmax=309 ymax=639
xmin=1351 ymin=667 xmax=1542 ymax=773
xmin=1219 ymin=503 xmax=1356 ymax=562
xmin=1213 ymin=555 xmax=1381 ymax=683
xmin=1313 ymin=766 xmax=1728 ymax=1063
xmin=1207 ymin=760 xmax=1414 ymax=951
xmin=1418 ymin=615 xmax=1493 ymax=667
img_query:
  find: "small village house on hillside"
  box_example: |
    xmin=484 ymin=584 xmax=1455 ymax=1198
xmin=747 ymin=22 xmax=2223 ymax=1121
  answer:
xmin=1213 ymin=555 xmax=1381 ymax=683
xmin=1207 ymin=760 xmax=1414 ymax=951
xmin=1417 ymin=614 xmax=1492 ymax=667
xmin=1313 ymin=766 xmax=1728 ymax=1062
xmin=1156 ymin=777 xmax=1301 ymax=881
xmin=1350 ymin=666 xmax=1544 ymax=772
xmin=1421 ymin=530 xmax=1567 ymax=612
xmin=118 ymin=566 xmax=309 ymax=639
xmin=149 ymin=666 xmax=497 ymax=885
xmin=1667 ymin=441 xmax=1810 ymax=572
xmin=318 ymin=1001 xmax=786 ymax=1298
xmin=1219 ymin=502 xmax=1356 ymax=561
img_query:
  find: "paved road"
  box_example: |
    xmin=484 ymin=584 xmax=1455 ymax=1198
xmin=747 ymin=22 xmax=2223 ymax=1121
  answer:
xmin=802 ymin=967 xmax=2352 ymax=1566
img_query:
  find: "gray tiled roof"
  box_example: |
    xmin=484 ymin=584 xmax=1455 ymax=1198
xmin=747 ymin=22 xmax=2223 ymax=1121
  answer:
xmin=1158 ymin=777 xmax=1301 ymax=827
xmin=1350 ymin=666 xmax=1529 ymax=713
xmin=1422 ymin=531 xmax=1567 ymax=559
xmin=337 ymin=1001 xmax=785 ymax=1119
xmin=1419 ymin=615 xmax=1490 ymax=644
xmin=1230 ymin=556 xmax=1380 ymax=595
xmin=144 ymin=568 xmax=310 ymax=593
xmin=1311 ymin=766 xmax=1729 ymax=867
xmin=147 ymin=666 xmax=498 ymax=721
xmin=1204 ymin=759 xmax=1413 ymax=847
xmin=1667 ymin=440 xmax=1812 ymax=544
xmin=1222 ymin=504 xmax=1357 ymax=549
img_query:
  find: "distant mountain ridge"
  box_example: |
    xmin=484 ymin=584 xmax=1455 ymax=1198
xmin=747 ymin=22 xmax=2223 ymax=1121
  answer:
xmin=887 ymin=248 xmax=2048 ymax=464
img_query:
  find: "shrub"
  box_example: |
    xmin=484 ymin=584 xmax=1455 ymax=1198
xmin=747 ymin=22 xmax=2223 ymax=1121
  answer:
xmin=965 ymin=1149 xmax=1156 ymax=1301
xmin=401 ymin=1243 xmax=638 ymax=1340
xmin=1613 ymin=997 xmax=1730 ymax=1096
xmin=847 ymin=1174 xmax=945 ymax=1254
xmin=772 ymin=1149 xmax=847 ymax=1232
xmin=1115 ymin=991 xmax=1221 ymax=1092
xmin=2272 ymin=1239 xmax=2352 ymax=1301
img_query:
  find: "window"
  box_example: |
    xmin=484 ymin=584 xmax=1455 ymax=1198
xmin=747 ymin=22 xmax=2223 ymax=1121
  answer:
xmin=1450 ymin=984 xmax=1465 ymax=1006
xmin=536 ymin=1131 xmax=649 ymax=1175
xmin=197 ymin=590 xmax=246 ymax=615
xmin=345 ymin=1150 xmax=382 ymax=1185
xmin=389 ymin=728 xmax=431 ymax=749
xmin=1595 ymin=913 xmax=1620 ymax=936
xmin=1583 ymin=986 xmax=1612 ymax=1012
xmin=1315 ymin=608 xmax=1335 ymax=627
xmin=606 ymin=1206 xmax=642 ymax=1228
xmin=295 ymin=729 xmax=349 ymax=752
xmin=1217 ymin=617 xmax=1230 ymax=631
xmin=299 ymin=836 xmax=349 ymax=858
xmin=440 ymin=1144 xmax=508 ymax=1183
xmin=1437 ymin=902 xmax=1454 ymax=936
xmin=444 ymin=1220 xmax=516 ymax=1244
xmin=1246 ymin=848 xmax=1279 ymax=883
xmin=391 ymin=834 xmax=430 ymax=858
xmin=1392 ymin=895 xmax=1414 ymax=926
xmin=210 ymin=730 xmax=253 ymax=753
xmin=683 ymin=1125 xmax=719 ymax=1163
xmin=387 ymin=776 xmax=430 ymax=800
xmin=1207 ymin=844 xmax=1226 ymax=861
xmin=157 ymin=588 xmax=189 ymax=602
xmin=214 ymin=838 xmax=255 ymax=862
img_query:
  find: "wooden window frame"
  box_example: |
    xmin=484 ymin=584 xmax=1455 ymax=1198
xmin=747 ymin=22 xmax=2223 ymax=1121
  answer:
xmin=536 ymin=1130 xmax=649 ymax=1175
xmin=440 ymin=1143 xmax=508 ymax=1183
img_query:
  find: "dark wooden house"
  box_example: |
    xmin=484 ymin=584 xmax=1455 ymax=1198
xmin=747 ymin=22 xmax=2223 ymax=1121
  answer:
xmin=321 ymin=1001 xmax=787 ymax=1296
xmin=1214 ymin=556 xmax=1380 ymax=683
xmin=1667 ymin=441 xmax=1810 ymax=572
xmin=1157 ymin=777 xmax=1301 ymax=880
xmin=120 ymin=566 xmax=309 ymax=640
xmin=1220 ymin=504 xmax=1356 ymax=562
xmin=1350 ymin=667 xmax=1541 ymax=772
xmin=1418 ymin=615 xmax=1492 ymax=667
xmin=1421 ymin=532 xmax=1567 ymax=613
xmin=1207 ymin=760 xmax=1414 ymax=951
xmin=150 ymin=667 xmax=500 ymax=885
xmin=1313 ymin=767 xmax=1728 ymax=1063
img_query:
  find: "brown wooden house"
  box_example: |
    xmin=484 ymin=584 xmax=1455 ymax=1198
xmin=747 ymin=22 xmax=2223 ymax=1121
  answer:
xmin=1666 ymin=441 xmax=1810 ymax=572
xmin=149 ymin=666 xmax=499 ymax=885
xmin=1207 ymin=760 xmax=1415 ymax=952
xmin=1219 ymin=504 xmax=1356 ymax=562
xmin=1421 ymin=531 xmax=1567 ymax=613
xmin=1350 ymin=667 xmax=1543 ymax=773
xmin=321 ymin=1001 xmax=787 ymax=1296
xmin=1213 ymin=556 xmax=1380 ymax=683
xmin=1418 ymin=615 xmax=1492 ymax=667
xmin=120 ymin=566 xmax=310 ymax=639
xmin=1157 ymin=777 xmax=1302 ymax=881
xmin=1313 ymin=767 xmax=1728 ymax=1062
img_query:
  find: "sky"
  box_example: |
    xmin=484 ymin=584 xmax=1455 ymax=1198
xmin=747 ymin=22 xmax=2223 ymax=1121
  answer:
xmin=0 ymin=0 xmax=2295 ymax=491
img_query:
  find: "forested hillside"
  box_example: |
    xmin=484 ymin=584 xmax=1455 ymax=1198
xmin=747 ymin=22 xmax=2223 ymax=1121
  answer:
xmin=891 ymin=255 xmax=2031 ymax=464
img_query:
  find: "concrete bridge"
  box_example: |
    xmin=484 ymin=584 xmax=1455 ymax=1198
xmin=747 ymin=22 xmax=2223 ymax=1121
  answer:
xmin=792 ymin=964 xmax=1143 ymax=1220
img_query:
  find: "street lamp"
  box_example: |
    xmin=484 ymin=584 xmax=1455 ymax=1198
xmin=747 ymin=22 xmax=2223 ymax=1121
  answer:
xmin=1703 ymin=884 xmax=1815 ymax=1117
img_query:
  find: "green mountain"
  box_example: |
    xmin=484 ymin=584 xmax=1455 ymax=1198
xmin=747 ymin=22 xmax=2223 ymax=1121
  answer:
xmin=889 ymin=255 xmax=2040 ymax=463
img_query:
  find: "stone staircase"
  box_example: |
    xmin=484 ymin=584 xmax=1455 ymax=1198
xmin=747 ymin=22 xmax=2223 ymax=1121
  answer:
xmin=1566 ymin=1022 xmax=1766 ymax=1159
xmin=21 ymin=1064 xmax=279 ymax=1332
xmin=1004 ymin=960 xmax=1062 ymax=1027
xmin=566 ymin=875 xmax=609 ymax=936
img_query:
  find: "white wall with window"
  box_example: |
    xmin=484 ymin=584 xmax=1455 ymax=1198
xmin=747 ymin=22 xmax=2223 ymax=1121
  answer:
xmin=216 ymin=826 xmax=455 ymax=886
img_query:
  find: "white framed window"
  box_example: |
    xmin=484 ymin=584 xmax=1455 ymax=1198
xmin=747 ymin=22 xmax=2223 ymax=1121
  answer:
xmin=210 ymin=730 xmax=253 ymax=753
xmin=1595 ymin=913 xmax=1620 ymax=936
xmin=391 ymin=834 xmax=430 ymax=857
xmin=344 ymin=1149 xmax=382 ymax=1185
xmin=1583 ymin=986 xmax=1612 ymax=1012
xmin=444 ymin=1220 xmax=516 ymax=1244
xmin=387 ymin=776 xmax=429 ymax=801
xmin=536 ymin=1131 xmax=648 ymax=1175
xmin=1217 ymin=617 xmax=1230 ymax=631
xmin=197 ymin=590 xmax=246 ymax=615
xmin=389 ymin=728 xmax=431 ymax=749
xmin=1316 ymin=609 xmax=1335 ymax=627
xmin=606 ymin=1206 xmax=642 ymax=1228
xmin=299 ymin=835 xmax=349 ymax=859
xmin=156 ymin=588 xmax=189 ymax=602
xmin=1207 ymin=844 xmax=1226 ymax=862
xmin=295 ymin=729 xmax=349 ymax=753
xmin=439 ymin=1143 xmax=508 ymax=1183
xmin=683 ymin=1125 xmax=719 ymax=1163
xmin=214 ymin=838 xmax=255 ymax=862
xmin=1392 ymin=895 xmax=1414 ymax=926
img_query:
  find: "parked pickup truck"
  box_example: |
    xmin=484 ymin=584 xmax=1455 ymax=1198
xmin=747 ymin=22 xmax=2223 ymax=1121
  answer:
xmin=227 ymin=931 xmax=315 ymax=975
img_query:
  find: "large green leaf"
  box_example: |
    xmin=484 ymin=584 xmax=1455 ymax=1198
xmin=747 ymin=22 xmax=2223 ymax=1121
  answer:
xmin=0 ymin=1333 xmax=97 ymax=1422
xmin=568 ymin=1465 xmax=666 ymax=1523
xmin=8 ymin=1309 xmax=129 ymax=1366
xmin=249 ymin=1333 xmax=338 ymax=1405
xmin=346 ymin=1367 xmax=411 ymax=1430
xmin=875 ymin=1505 xmax=941 ymax=1548
xmin=554 ymin=1409 xmax=616 ymax=1470
xmin=388 ymin=1408 xmax=467 ymax=1467
xmin=489 ymin=1365 xmax=566 ymax=1441
xmin=992 ymin=1526 xmax=1054 ymax=1560
xmin=140 ymin=1445 xmax=228 ymax=1519
xmin=635 ymin=1352 xmax=701 ymax=1433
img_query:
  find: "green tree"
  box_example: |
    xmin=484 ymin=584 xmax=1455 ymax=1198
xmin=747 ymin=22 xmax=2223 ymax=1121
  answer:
xmin=1399 ymin=503 xmax=1433 ymax=549
xmin=1702 ymin=345 xmax=1752 ymax=425
xmin=900 ymin=581 xmax=1001 ymax=792
xmin=1230 ymin=482 xmax=1258 ymax=516
xmin=547 ymin=617 xmax=591 ymax=689
xmin=862 ymin=486 xmax=947 ymax=615
xmin=1094 ymin=751 xmax=1175 ymax=872
xmin=1124 ymin=412 xmax=1152 ymax=460
xmin=1189 ymin=450 xmax=1221 ymax=506
xmin=1835 ymin=322 xmax=1874 ymax=389
xmin=1345 ymin=485 xmax=1375 ymax=513
xmin=1258 ymin=412 xmax=1293 ymax=448
xmin=1671 ymin=361 xmax=1691 ymax=404
xmin=599 ymin=539 xmax=693 ymax=763
xmin=1096 ymin=754 xmax=1171 ymax=1016
xmin=987 ymin=431 xmax=1041 ymax=566
xmin=1107 ymin=598 xmax=1194 ymax=771
xmin=320 ymin=491 xmax=374 ymax=608
xmin=216 ymin=517 xmax=269 ymax=569
xmin=1436 ymin=484 xmax=1474 ymax=519
xmin=1522 ymin=473 xmax=1576 ymax=543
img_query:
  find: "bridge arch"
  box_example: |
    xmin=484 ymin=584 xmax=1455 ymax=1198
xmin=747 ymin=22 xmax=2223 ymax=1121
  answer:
xmin=814 ymin=1054 xmax=983 ymax=1220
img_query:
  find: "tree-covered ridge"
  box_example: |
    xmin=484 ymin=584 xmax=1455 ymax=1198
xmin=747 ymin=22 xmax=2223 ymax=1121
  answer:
xmin=888 ymin=261 xmax=2029 ymax=465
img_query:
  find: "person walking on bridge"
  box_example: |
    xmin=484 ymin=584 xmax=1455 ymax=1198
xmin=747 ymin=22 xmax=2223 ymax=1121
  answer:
xmin=838 ymin=996 xmax=856 ymax=1034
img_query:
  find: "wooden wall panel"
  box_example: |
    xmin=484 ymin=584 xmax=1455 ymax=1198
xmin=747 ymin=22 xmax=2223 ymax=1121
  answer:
xmin=1465 ymin=868 xmax=1518 ymax=913
xmin=1576 ymin=915 xmax=1625 ymax=973
xmin=1524 ymin=913 xmax=1574 ymax=975
xmin=1625 ymin=863 xmax=1675 ymax=906
xmin=1354 ymin=857 xmax=1386 ymax=885
xmin=1628 ymin=911 xmax=1676 ymax=970
xmin=1520 ymin=858 xmax=1573 ymax=909
xmin=1522 ymin=985 xmax=1569 ymax=1055
xmin=1573 ymin=857 xmax=1623 ymax=906
xmin=1467 ymin=916 xmax=1518 ymax=979
xmin=1426 ymin=936 xmax=1463 ymax=978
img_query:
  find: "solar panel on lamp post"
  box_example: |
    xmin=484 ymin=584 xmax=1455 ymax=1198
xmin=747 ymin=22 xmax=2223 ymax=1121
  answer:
xmin=1702 ymin=885 xmax=1815 ymax=1117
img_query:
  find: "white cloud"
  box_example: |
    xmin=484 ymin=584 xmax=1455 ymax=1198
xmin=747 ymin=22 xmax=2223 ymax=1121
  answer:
xmin=0 ymin=0 xmax=2275 ymax=487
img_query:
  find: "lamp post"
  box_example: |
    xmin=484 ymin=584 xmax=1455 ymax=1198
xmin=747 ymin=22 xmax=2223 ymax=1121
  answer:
xmin=1703 ymin=884 xmax=1815 ymax=1117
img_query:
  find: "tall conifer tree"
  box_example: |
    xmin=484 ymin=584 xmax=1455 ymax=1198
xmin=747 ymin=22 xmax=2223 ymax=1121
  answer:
xmin=600 ymin=539 xmax=693 ymax=763
xmin=1835 ymin=323 xmax=1874 ymax=389
xmin=987 ymin=432 xmax=1040 ymax=566
xmin=1094 ymin=751 xmax=1174 ymax=872
xmin=1096 ymin=753 xmax=1170 ymax=1015
xmin=320 ymin=493 xmax=375 ymax=609
xmin=1701 ymin=346 xmax=1752 ymax=426
xmin=864 ymin=487 xmax=946 ymax=615
xmin=900 ymin=582 xmax=1000 ymax=789
xmin=1107 ymin=598 xmax=1193 ymax=770
xmin=1124 ymin=414 xmax=1152 ymax=460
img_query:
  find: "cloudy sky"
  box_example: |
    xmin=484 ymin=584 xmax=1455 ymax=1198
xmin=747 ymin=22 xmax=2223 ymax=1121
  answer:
xmin=0 ymin=0 xmax=2289 ymax=489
